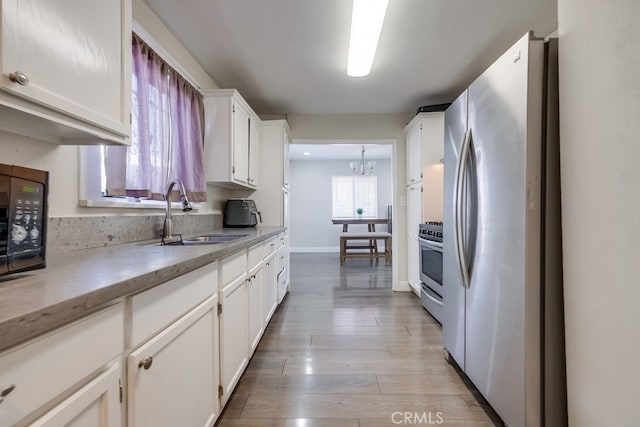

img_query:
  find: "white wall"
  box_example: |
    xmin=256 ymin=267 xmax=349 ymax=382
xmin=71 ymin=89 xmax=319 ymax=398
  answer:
xmin=0 ymin=0 xmax=229 ymax=217
xmin=558 ymin=0 xmax=640 ymax=424
xmin=289 ymin=159 xmax=392 ymax=251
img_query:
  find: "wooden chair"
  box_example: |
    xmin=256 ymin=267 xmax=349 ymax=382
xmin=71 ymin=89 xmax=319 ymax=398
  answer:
xmin=339 ymin=232 xmax=392 ymax=265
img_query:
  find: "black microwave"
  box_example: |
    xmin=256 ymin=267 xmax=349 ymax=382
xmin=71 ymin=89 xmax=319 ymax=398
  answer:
xmin=0 ymin=164 xmax=48 ymax=277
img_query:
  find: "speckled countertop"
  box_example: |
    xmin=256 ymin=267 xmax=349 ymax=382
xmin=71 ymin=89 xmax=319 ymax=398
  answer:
xmin=0 ymin=227 xmax=284 ymax=353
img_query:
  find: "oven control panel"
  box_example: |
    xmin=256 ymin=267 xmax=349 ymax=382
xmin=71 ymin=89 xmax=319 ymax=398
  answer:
xmin=419 ymin=221 xmax=443 ymax=243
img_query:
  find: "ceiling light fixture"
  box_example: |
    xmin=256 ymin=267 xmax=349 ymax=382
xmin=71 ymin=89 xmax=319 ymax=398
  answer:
xmin=346 ymin=0 xmax=389 ymax=77
xmin=350 ymin=145 xmax=376 ymax=175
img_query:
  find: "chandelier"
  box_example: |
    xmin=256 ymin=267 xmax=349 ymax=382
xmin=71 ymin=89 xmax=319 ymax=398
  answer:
xmin=350 ymin=145 xmax=376 ymax=175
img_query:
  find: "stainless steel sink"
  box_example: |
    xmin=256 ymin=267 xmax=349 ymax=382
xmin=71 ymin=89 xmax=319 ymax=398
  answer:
xmin=144 ymin=233 xmax=249 ymax=246
xmin=181 ymin=234 xmax=248 ymax=245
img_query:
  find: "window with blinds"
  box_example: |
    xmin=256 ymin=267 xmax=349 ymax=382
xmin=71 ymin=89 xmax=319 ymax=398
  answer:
xmin=332 ymin=176 xmax=378 ymax=218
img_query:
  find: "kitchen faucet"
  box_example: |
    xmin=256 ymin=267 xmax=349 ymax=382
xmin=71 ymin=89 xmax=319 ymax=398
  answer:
xmin=162 ymin=179 xmax=192 ymax=240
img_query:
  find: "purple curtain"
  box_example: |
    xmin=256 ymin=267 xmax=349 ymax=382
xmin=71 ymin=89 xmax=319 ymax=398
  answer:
xmin=105 ymin=33 xmax=206 ymax=202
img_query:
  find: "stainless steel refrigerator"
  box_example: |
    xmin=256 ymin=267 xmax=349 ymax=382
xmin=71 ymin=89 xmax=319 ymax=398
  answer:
xmin=443 ymin=32 xmax=566 ymax=426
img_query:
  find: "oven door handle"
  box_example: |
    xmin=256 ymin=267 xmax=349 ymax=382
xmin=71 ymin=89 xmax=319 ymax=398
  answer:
xmin=418 ymin=237 xmax=443 ymax=252
xmin=422 ymin=285 xmax=443 ymax=307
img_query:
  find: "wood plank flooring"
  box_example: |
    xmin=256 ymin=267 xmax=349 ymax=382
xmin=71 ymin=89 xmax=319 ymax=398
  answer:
xmin=215 ymin=253 xmax=503 ymax=426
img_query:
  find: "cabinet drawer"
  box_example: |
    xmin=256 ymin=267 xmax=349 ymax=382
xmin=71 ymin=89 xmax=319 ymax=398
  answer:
xmin=220 ymin=250 xmax=247 ymax=286
xmin=248 ymin=242 xmax=264 ymax=269
xmin=264 ymin=237 xmax=278 ymax=257
xmin=131 ymin=262 xmax=218 ymax=347
xmin=0 ymin=305 xmax=123 ymax=427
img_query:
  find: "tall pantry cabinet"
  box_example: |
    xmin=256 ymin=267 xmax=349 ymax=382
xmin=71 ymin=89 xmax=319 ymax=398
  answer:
xmin=253 ymin=120 xmax=291 ymax=298
xmin=405 ymin=112 xmax=444 ymax=295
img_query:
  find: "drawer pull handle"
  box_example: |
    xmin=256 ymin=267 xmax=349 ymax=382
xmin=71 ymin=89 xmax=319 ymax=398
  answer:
xmin=0 ymin=384 xmax=16 ymax=404
xmin=138 ymin=357 xmax=153 ymax=370
xmin=9 ymin=71 xmax=29 ymax=86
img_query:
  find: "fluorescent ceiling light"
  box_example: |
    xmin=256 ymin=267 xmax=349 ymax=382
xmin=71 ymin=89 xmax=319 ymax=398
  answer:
xmin=347 ymin=0 xmax=389 ymax=77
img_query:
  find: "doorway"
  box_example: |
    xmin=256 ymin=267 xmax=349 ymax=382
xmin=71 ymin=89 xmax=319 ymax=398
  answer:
xmin=287 ymin=140 xmax=396 ymax=283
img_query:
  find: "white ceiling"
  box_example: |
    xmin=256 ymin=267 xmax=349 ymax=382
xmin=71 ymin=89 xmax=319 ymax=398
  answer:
xmin=144 ymin=0 xmax=558 ymax=115
xmin=289 ymin=142 xmax=392 ymax=161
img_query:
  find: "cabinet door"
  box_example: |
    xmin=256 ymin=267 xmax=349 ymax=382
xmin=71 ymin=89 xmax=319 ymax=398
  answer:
xmin=283 ymin=131 xmax=290 ymax=228
xmin=0 ymin=0 xmax=130 ymax=138
xmin=283 ymin=127 xmax=290 ymax=189
xmin=248 ymin=116 xmax=259 ymax=188
xmin=127 ymin=296 xmax=219 ymax=427
xmin=276 ymin=244 xmax=288 ymax=303
xmin=247 ymin=265 xmax=264 ymax=355
xmin=407 ymin=183 xmax=423 ymax=295
xmin=0 ymin=306 xmax=122 ymax=427
xmin=421 ymin=114 xmax=445 ymax=166
xmin=407 ymin=235 xmax=421 ymax=296
xmin=30 ymin=364 xmax=122 ymax=427
xmin=232 ymin=101 xmax=250 ymax=186
xmin=263 ymin=253 xmax=278 ymax=325
xmin=407 ymin=183 xmax=423 ymax=235
xmin=406 ymin=123 xmax=422 ymax=184
xmin=219 ymin=274 xmax=248 ymax=405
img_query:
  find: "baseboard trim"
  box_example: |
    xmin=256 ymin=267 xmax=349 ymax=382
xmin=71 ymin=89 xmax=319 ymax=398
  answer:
xmin=394 ymin=280 xmax=411 ymax=292
xmin=291 ymin=243 xmax=388 ymax=254
xmin=290 ymin=247 xmax=339 ymax=253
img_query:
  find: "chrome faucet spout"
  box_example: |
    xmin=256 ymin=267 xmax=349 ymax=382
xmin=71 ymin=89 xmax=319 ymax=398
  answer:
xmin=162 ymin=179 xmax=192 ymax=240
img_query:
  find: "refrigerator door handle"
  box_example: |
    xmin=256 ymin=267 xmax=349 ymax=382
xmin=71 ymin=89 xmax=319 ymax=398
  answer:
xmin=453 ymin=130 xmax=469 ymax=288
xmin=452 ymin=131 xmax=464 ymax=288
xmin=456 ymin=128 xmax=472 ymax=288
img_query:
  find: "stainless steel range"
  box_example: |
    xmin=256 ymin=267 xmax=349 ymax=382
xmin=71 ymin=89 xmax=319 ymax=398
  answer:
xmin=418 ymin=221 xmax=443 ymax=323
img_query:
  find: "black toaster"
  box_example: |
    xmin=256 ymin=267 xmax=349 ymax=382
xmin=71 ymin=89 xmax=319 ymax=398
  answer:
xmin=223 ymin=199 xmax=261 ymax=227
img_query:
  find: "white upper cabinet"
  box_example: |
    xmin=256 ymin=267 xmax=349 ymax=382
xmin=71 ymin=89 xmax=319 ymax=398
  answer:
xmin=232 ymin=101 xmax=250 ymax=186
xmin=0 ymin=0 xmax=131 ymax=145
xmin=405 ymin=119 xmax=423 ymax=185
xmin=404 ymin=112 xmax=445 ymax=223
xmin=248 ymin=114 xmax=260 ymax=187
xmin=405 ymin=112 xmax=445 ymax=185
xmin=203 ymin=89 xmax=260 ymax=190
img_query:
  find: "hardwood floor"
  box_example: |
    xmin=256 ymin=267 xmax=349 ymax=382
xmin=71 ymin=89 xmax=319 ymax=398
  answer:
xmin=215 ymin=253 xmax=502 ymax=426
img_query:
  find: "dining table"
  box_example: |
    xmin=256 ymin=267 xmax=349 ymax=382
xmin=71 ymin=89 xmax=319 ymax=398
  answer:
xmin=331 ymin=217 xmax=389 ymax=232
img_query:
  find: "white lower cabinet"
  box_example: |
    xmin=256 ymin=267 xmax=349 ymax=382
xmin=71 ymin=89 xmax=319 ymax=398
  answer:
xmin=0 ymin=235 xmax=288 ymax=427
xmin=0 ymin=305 xmax=123 ymax=427
xmin=247 ymin=262 xmax=265 ymax=356
xmin=127 ymin=296 xmax=219 ymax=427
xmin=407 ymin=235 xmax=421 ymax=295
xmin=263 ymin=250 xmax=278 ymax=326
xmin=276 ymin=233 xmax=290 ymax=303
xmin=30 ymin=363 xmax=122 ymax=427
xmin=407 ymin=182 xmax=423 ymax=295
xmin=218 ymin=273 xmax=248 ymax=406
